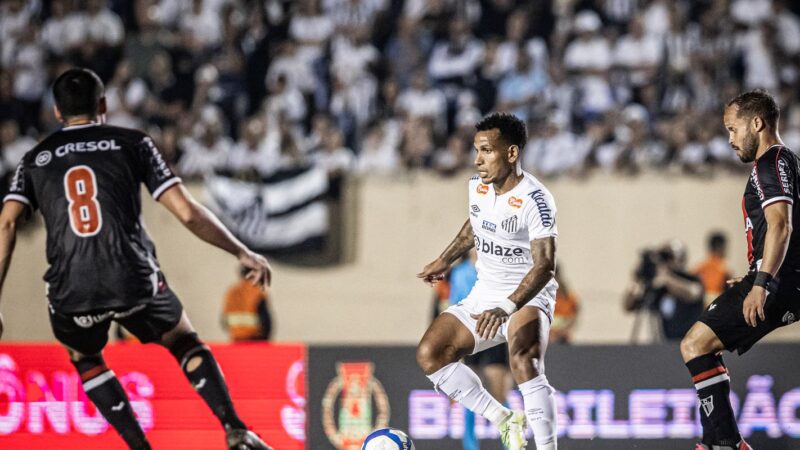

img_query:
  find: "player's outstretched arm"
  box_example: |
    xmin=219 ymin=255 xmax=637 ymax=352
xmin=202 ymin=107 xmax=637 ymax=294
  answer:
xmin=417 ymin=219 xmax=474 ymax=285
xmin=0 ymin=201 xmax=28 ymax=339
xmin=157 ymin=183 xmax=271 ymax=289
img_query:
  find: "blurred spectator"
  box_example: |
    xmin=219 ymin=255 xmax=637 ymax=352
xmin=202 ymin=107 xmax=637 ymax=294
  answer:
xmin=4 ymin=21 xmax=46 ymax=133
xmin=428 ymin=18 xmax=484 ymax=90
xmin=613 ymin=14 xmax=662 ymax=90
xmin=524 ymin=115 xmax=590 ymax=178
xmin=289 ymin=0 xmax=334 ymax=60
xmin=323 ymin=0 xmax=388 ymax=32
xmin=266 ymin=41 xmax=316 ymax=95
xmin=742 ymin=23 xmax=780 ymax=91
xmin=694 ymin=231 xmax=731 ymax=305
xmin=397 ymin=70 xmax=447 ymax=133
xmin=41 ymin=0 xmax=84 ymax=58
xmin=730 ymin=0 xmax=774 ymax=27
xmin=385 ymin=18 xmax=433 ymax=89
xmin=0 ymin=119 xmax=36 ymax=169
xmin=179 ymin=0 xmax=223 ymax=52
xmin=774 ymin=0 xmax=800 ymax=56
xmin=227 ymin=116 xmax=277 ymax=177
xmin=595 ymin=104 xmax=667 ymax=173
xmin=563 ymin=10 xmax=615 ymax=120
xmin=222 ymin=265 xmax=273 ymax=341
xmin=264 ymin=73 xmax=307 ymax=125
xmin=492 ymin=8 xmax=549 ymax=78
xmin=551 ymin=264 xmax=580 ymax=345
xmin=311 ymin=127 xmax=356 ymax=176
xmin=105 ymin=60 xmax=148 ymax=129
xmin=177 ymin=105 xmax=232 ymax=178
xmin=0 ymin=0 xmax=32 ymax=53
xmin=624 ymin=240 xmax=705 ymax=342
xmin=496 ymin=49 xmax=548 ymax=121
xmin=356 ymin=120 xmax=401 ymax=174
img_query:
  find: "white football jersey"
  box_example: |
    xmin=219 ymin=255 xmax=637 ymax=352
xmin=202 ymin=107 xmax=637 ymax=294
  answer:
xmin=466 ymin=171 xmax=558 ymax=308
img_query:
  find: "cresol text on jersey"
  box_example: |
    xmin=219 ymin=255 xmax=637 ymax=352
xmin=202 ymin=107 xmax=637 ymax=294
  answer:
xmin=50 ymin=139 xmax=122 ymax=158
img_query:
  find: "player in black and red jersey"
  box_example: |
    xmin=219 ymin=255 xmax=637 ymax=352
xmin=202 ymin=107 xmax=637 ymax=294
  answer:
xmin=681 ymin=90 xmax=800 ymax=450
xmin=0 ymin=68 xmax=273 ymax=449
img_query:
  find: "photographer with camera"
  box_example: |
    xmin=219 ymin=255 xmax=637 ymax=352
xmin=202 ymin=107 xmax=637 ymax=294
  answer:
xmin=624 ymin=240 xmax=705 ymax=341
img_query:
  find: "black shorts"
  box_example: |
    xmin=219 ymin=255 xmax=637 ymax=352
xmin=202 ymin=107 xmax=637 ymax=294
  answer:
xmin=49 ymin=285 xmax=184 ymax=355
xmin=464 ymin=343 xmax=509 ymax=367
xmin=698 ymin=273 xmax=800 ymax=355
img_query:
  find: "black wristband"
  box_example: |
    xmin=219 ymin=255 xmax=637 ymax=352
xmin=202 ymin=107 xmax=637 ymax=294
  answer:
xmin=753 ymin=271 xmax=773 ymax=289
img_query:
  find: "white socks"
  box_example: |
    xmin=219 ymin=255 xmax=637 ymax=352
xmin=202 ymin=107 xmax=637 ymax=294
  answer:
xmin=426 ymin=362 xmax=511 ymax=426
xmin=519 ymin=374 xmax=557 ymax=449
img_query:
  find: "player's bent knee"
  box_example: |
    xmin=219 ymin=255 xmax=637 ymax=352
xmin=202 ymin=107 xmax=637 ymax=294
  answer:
xmin=680 ymin=325 xmax=718 ymax=362
xmin=416 ymin=340 xmax=458 ymax=375
xmin=416 ymin=342 xmax=440 ymax=375
xmin=165 ymin=332 xmax=208 ymax=372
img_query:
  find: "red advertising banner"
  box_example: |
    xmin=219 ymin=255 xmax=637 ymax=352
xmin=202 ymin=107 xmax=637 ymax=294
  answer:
xmin=0 ymin=342 xmax=305 ymax=449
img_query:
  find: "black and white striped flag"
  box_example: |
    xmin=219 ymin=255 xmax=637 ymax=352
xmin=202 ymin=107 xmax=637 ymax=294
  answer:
xmin=204 ymin=166 xmax=330 ymax=252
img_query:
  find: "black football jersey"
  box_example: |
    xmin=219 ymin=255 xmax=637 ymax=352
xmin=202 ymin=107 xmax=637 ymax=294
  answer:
xmin=5 ymin=123 xmax=181 ymax=313
xmin=742 ymin=145 xmax=800 ymax=274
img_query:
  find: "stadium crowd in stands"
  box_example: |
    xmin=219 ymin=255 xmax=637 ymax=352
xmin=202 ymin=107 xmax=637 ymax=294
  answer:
xmin=1 ymin=0 xmax=800 ymax=184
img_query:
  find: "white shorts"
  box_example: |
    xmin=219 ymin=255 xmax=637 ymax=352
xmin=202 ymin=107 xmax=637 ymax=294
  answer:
xmin=443 ymin=287 xmax=555 ymax=355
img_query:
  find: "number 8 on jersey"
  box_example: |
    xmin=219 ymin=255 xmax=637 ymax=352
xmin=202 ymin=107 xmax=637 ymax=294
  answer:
xmin=64 ymin=165 xmax=102 ymax=237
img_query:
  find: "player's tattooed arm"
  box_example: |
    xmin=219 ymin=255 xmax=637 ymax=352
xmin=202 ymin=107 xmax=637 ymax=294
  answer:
xmin=417 ymin=220 xmax=474 ymax=285
xmin=508 ymin=236 xmax=556 ymax=308
xmin=440 ymin=219 xmax=475 ymax=264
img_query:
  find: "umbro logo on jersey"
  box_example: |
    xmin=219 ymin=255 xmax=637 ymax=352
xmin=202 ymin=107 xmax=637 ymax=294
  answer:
xmin=476 ymin=184 xmax=489 ymax=195
xmin=508 ymin=196 xmax=523 ymax=208
xmin=482 ymin=220 xmax=496 ymax=232
xmin=35 ymin=150 xmax=52 ymax=167
xmin=502 ymin=215 xmax=518 ymax=233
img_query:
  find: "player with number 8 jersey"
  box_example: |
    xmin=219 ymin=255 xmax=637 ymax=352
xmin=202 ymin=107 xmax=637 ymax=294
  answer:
xmin=7 ymin=123 xmax=179 ymax=312
xmin=0 ymin=68 xmax=273 ymax=450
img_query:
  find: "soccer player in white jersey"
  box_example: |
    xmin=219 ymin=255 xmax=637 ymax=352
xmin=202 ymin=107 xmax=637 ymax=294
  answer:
xmin=416 ymin=113 xmax=558 ymax=450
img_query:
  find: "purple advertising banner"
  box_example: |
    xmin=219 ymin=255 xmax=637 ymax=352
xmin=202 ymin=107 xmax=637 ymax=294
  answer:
xmin=307 ymin=344 xmax=800 ymax=449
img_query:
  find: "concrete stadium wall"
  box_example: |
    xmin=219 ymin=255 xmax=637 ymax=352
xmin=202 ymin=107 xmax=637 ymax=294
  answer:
xmin=4 ymin=172 xmax=799 ymax=345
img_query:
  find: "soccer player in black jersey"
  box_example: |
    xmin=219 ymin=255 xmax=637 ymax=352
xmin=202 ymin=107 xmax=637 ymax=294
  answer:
xmin=0 ymin=68 xmax=273 ymax=450
xmin=681 ymin=90 xmax=800 ymax=450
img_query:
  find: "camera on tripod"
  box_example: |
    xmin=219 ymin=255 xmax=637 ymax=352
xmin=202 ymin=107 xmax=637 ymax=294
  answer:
xmin=635 ymin=247 xmax=675 ymax=288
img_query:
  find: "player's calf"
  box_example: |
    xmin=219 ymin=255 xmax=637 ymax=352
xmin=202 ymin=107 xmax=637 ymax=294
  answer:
xmin=72 ymin=354 xmax=151 ymax=450
xmin=166 ymin=332 xmax=248 ymax=431
xmin=686 ymin=353 xmax=741 ymax=447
